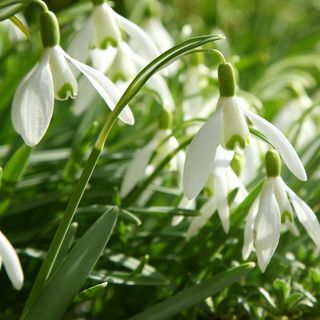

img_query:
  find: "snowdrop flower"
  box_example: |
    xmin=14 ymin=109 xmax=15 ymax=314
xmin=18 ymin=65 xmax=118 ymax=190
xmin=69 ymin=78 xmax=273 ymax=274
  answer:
xmin=73 ymin=41 xmax=174 ymax=115
xmin=186 ymin=147 xmax=248 ymax=239
xmin=68 ymin=0 xmax=159 ymax=73
xmin=0 ymin=231 xmax=23 ymax=290
xmin=183 ymin=62 xmax=307 ymax=200
xmin=11 ymin=10 xmax=133 ymax=147
xmin=121 ymin=110 xmax=184 ymax=199
xmin=242 ymin=149 xmax=320 ymax=272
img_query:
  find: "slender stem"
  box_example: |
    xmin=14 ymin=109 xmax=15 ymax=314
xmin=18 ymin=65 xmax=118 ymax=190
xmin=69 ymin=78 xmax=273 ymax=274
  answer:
xmin=23 ymin=147 xmax=101 ymax=316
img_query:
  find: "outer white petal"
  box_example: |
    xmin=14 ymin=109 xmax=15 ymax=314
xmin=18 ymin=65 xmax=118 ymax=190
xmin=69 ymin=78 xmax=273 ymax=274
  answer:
xmin=273 ymin=176 xmax=291 ymax=213
xmin=121 ymin=43 xmax=175 ymax=110
xmin=183 ymin=108 xmax=223 ymax=200
xmin=214 ymin=170 xmax=230 ymax=233
xmin=11 ymin=50 xmax=54 ymax=146
xmin=242 ymin=198 xmax=259 ymax=260
xmin=67 ymin=17 xmax=92 ymax=64
xmin=61 ymin=47 xmax=134 ymax=125
xmin=240 ymin=104 xmax=307 ymax=181
xmin=212 ymin=146 xmax=234 ymax=170
xmin=111 ymin=8 xmax=159 ymax=61
xmin=254 ymin=179 xmax=281 ymax=272
xmin=0 ymin=232 xmax=23 ymax=290
xmin=186 ymin=197 xmax=217 ymax=240
xmin=120 ymin=141 xmax=155 ymax=197
xmin=286 ymin=186 xmax=320 ymax=249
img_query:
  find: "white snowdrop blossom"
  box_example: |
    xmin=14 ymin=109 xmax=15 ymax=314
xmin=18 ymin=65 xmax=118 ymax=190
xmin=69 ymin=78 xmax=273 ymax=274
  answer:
xmin=120 ymin=111 xmax=184 ymax=199
xmin=68 ymin=0 xmax=159 ymax=73
xmin=183 ymin=63 xmax=307 ymax=200
xmin=73 ymin=41 xmax=174 ymax=115
xmin=11 ymin=11 xmax=133 ymax=147
xmin=242 ymin=150 xmax=320 ymax=272
xmin=186 ymin=147 xmax=248 ymax=239
xmin=0 ymin=231 xmax=23 ymax=290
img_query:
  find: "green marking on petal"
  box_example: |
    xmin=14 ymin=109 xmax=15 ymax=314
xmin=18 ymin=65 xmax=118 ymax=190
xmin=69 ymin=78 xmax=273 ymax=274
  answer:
xmin=57 ymin=83 xmax=76 ymax=100
xmin=225 ymin=134 xmax=247 ymax=150
xmin=99 ymin=37 xmax=118 ymax=49
xmin=281 ymin=210 xmax=293 ymax=224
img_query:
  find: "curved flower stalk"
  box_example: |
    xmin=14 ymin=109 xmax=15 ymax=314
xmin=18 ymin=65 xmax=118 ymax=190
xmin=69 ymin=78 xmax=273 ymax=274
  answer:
xmin=11 ymin=10 xmax=133 ymax=147
xmin=120 ymin=110 xmax=184 ymax=202
xmin=186 ymin=147 xmax=248 ymax=239
xmin=73 ymin=41 xmax=174 ymax=115
xmin=183 ymin=62 xmax=307 ymax=200
xmin=68 ymin=0 xmax=159 ymax=73
xmin=0 ymin=231 xmax=23 ymax=290
xmin=242 ymin=150 xmax=320 ymax=272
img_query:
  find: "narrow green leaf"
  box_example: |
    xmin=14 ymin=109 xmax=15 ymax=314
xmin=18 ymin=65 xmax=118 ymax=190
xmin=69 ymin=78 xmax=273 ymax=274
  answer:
xmin=128 ymin=263 xmax=255 ymax=320
xmin=10 ymin=15 xmax=29 ymax=37
xmin=23 ymin=208 xmax=118 ymax=320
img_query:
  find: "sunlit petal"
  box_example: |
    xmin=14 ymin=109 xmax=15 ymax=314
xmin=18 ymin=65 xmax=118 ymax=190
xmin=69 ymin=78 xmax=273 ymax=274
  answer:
xmin=0 ymin=231 xmax=23 ymax=290
xmin=241 ymin=104 xmax=307 ymax=181
xmin=62 ymin=47 xmax=134 ymax=125
xmin=11 ymin=50 xmax=54 ymax=146
xmin=183 ymin=107 xmax=223 ymax=199
xmin=254 ymin=179 xmax=281 ymax=272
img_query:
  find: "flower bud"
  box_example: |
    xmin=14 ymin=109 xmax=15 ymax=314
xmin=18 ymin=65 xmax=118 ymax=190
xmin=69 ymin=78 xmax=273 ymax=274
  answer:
xmin=158 ymin=109 xmax=172 ymax=129
xmin=40 ymin=11 xmax=60 ymax=47
xmin=218 ymin=63 xmax=236 ymax=97
xmin=265 ymin=149 xmax=281 ymax=177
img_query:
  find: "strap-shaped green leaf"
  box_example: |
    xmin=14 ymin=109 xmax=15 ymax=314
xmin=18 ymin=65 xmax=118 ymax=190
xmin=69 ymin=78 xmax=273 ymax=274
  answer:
xmin=23 ymin=208 xmax=118 ymax=320
xmin=128 ymin=262 xmax=255 ymax=320
xmin=0 ymin=2 xmax=29 ymax=21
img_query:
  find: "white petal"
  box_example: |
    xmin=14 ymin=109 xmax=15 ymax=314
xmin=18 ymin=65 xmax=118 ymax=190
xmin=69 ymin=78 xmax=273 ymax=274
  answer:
xmin=221 ymin=97 xmax=250 ymax=149
xmin=286 ymin=186 xmax=320 ymax=249
xmin=67 ymin=18 xmax=92 ymax=64
xmin=111 ymin=8 xmax=159 ymax=61
xmin=183 ymin=108 xmax=223 ymax=199
xmin=91 ymin=3 xmax=121 ymax=49
xmin=214 ymin=170 xmax=230 ymax=233
xmin=241 ymin=105 xmax=307 ymax=181
xmin=186 ymin=197 xmax=216 ymax=240
xmin=212 ymin=146 xmax=234 ymax=170
xmin=49 ymin=46 xmax=78 ymax=100
xmin=254 ymin=179 xmax=281 ymax=272
xmin=120 ymin=141 xmax=155 ymax=197
xmin=11 ymin=50 xmax=54 ymax=146
xmin=0 ymin=231 xmax=23 ymax=290
xmin=242 ymin=198 xmax=259 ymax=260
xmin=273 ymin=176 xmax=291 ymax=213
xmin=61 ymin=47 xmax=134 ymax=125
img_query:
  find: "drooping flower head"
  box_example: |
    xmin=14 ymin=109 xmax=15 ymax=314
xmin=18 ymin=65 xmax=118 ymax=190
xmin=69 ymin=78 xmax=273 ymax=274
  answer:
xmin=243 ymin=149 xmax=320 ymax=272
xmin=183 ymin=62 xmax=307 ymax=200
xmin=12 ymin=10 xmax=133 ymax=146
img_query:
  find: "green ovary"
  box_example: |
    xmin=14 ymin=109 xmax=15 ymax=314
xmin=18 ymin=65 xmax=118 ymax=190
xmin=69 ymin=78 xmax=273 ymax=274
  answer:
xmin=57 ymin=83 xmax=76 ymax=100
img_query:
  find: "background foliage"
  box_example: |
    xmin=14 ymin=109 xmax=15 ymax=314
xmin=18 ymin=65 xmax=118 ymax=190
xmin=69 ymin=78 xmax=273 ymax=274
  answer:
xmin=0 ymin=0 xmax=320 ymax=319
